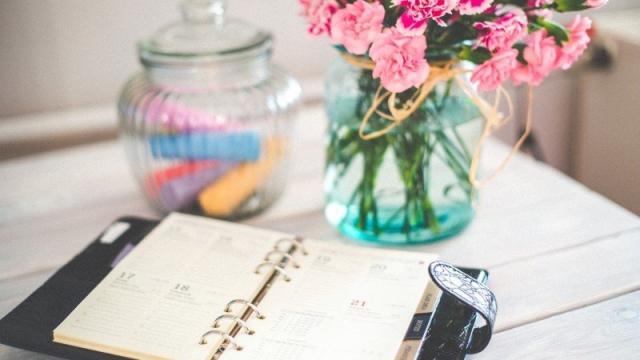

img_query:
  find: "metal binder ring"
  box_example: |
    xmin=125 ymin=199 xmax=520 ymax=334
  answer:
xmin=264 ymin=250 xmax=300 ymax=268
xmin=255 ymin=261 xmax=292 ymax=282
xmin=199 ymin=329 xmax=243 ymax=351
xmin=213 ymin=314 xmax=255 ymax=335
xmin=224 ymin=299 xmax=266 ymax=319
xmin=274 ymin=237 xmax=308 ymax=255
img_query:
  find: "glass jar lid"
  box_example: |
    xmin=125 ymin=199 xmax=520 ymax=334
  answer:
xmin=138 ymin=0 xmax=272 ymax=67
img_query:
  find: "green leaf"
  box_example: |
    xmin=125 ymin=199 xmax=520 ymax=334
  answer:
xmin=383 ymin=1 xmax=403 ymax=28
xmin=537 ymin=18 xmax=570 ymax=44
xmin=513 ymin=43 xmax=527 ymax=64
xmin=382 ymin=0 xmax=396 ymax=11
xmin=494 ymin=0 xmax=528 ymax=6
xmin=553 ymin=0 xmax=589 ymax=12
xmin=458 ymin=46 xmax=492 ymax=64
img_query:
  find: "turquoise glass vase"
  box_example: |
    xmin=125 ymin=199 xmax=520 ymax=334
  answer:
xmin=324 ymin=56 xmax=484 ymax=244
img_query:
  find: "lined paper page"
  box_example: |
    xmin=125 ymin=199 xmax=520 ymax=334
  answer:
xmin=54 ymin=213 xmax=287 ymax=360
xmin=223 ymin=240 xmax=437 ymax=360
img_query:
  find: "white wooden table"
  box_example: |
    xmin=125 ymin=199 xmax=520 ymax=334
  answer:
xmin=1 ymin=105 xmax=639 ymax=359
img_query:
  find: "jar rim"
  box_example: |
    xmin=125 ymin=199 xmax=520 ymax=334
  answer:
xmin=333 ymin=46 xmax=460 ymax=64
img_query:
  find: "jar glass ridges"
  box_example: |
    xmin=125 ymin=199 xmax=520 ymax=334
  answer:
xmin=324 ymin=56 xmax=483 ymax=244
xmin=118 ymin=0 xmax=301 ymax=219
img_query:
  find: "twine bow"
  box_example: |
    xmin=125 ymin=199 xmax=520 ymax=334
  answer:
xmin=340 ymin=53 xmax=533 ymax=188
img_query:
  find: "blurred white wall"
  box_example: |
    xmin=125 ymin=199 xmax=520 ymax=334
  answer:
xmin=0 ymin=0 xmax=636 ymax=118
xmin=0 ymin=0 xmax=334 ymax=117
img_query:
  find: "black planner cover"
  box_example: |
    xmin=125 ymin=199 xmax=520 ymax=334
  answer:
xmin=0 ymin=216 xmax=159 ymax=360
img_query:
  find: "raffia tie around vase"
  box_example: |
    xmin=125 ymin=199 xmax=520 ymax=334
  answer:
xmin=340 ymin=53 xmax=534 ymax=188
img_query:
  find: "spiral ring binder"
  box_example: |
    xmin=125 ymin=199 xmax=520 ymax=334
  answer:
xmin=199 ymin=235 xmax=306 ymax=358
xmin=224 ymin=299 xmax=266 ymax=319
xmin=274 ymin=237 xmax=308 ymax=255
xmin=254 ymin=261 xmax=292 ymax=282
xmin=199 ymin=329 xmax=242 ymax=351
xmin=212 ymin=315 xmax=255 ymax=335
xmin=264 ymin=250 xmax=300 ymax=268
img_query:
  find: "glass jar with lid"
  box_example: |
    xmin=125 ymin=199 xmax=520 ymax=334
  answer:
xmin=118 ymin=0 xmax=301 ymax=219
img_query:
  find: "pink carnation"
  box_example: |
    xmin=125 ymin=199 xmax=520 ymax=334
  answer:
xmin=474 ymin=9 xmax=527 ymax=53
xmin=471 ymin=49 xmax=518 ymax=91
xmin=369 ymin=28 xmax=430 ymax=93
xmin=586 ymin=0 xmax=608 ymax=8
xmin=395 ymin=15 xmax=428 ymax=36
xmin=512 ymin=30 xmax=559 ymax=86
xmin=458 ymin=0 xmax=494 ymax=15
xmin=556 ymin=15 xmax=592 ymax=70
xmin=527 ymin=0 xmax=553 ymax=8
xmin=330 ymin=0 xmax=385 ymax=55
xmin=526 ymin=0 xmax=553 ymax=18
xmin=393 ymin=0 xmax=459 ymax=28
xmin=299 ymin=0 xmax=338 ymax=36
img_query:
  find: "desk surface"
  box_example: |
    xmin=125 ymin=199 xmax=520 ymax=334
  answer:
xmin=1 ymin=105 xmax=639 ymax=359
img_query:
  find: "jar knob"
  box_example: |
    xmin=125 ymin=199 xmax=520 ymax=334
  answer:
xmin=180 ymin=0 xmax=226 ymax=25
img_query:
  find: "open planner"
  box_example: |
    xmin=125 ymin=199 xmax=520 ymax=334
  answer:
xmin=52 ymin=213 xmax=440 ymax=360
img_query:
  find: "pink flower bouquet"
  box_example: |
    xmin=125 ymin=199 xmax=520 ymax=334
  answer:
xmin=301 ymin=0 xmax=603 ymax=92
xmin=300 ymin=0 xmax=605 ymax=243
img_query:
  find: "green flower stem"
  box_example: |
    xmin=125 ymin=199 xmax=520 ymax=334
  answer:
xmin=326 ymin=67 xmax=478 ymax=240
xmin=390 ymin=129 xmax=441 ymax=237
xmin=356 ymin=137 xmax=387 ymax=233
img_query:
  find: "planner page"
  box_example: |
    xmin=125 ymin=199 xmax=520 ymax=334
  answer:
xmin=54 ymin=213 xmax=287 ymax=360
xmin=222 ymin=239 xmax=437 ymax=360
